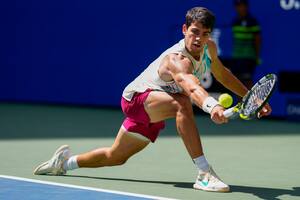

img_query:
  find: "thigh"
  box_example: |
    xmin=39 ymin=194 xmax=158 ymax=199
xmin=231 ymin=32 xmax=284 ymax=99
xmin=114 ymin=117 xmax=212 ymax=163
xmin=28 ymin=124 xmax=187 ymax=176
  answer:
xmin=110 ymin=126 xmax=150 ymax=159
xmin=144 ymin=91 xmax=191 ymax=123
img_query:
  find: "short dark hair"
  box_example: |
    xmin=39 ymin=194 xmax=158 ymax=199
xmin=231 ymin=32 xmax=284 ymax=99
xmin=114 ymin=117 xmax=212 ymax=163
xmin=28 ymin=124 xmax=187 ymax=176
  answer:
xmin=185 ymin=7 xmax=215 ymax=30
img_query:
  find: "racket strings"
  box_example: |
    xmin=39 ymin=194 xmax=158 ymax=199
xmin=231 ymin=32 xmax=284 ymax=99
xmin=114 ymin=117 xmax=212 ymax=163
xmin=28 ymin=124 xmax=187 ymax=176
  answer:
xmin=243 ymin=78 xmax=275 ymax=116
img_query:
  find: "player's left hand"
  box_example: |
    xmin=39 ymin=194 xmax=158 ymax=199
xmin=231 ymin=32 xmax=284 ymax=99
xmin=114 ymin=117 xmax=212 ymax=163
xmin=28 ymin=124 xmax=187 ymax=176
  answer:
xmin=257 ymin=103 xmax=272 ymax=118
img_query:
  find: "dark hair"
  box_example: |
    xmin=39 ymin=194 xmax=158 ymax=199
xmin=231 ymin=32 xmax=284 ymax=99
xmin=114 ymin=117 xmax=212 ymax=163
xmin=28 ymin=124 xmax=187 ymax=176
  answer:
xmin=185 ymin=7 xmax=215 ymax=30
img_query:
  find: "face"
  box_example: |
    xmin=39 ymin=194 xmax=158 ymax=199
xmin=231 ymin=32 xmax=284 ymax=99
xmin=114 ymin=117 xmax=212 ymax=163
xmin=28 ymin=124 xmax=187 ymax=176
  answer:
xmin=182 ymin=22 xmax=211 ymax=59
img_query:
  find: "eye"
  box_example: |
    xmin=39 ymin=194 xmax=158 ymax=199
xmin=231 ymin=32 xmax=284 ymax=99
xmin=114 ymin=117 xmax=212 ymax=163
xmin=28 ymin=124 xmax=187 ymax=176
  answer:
xmin=203 ymin=32 xmax=211 ymax=37
xmin=191 ymin=29 xmax=200 ymax=36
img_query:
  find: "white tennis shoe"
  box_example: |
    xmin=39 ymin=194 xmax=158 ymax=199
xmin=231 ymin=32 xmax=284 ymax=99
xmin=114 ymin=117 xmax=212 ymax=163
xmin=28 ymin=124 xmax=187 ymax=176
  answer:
xmin=33 ymin=145 xmax=71 ymax=175
xmin=193 ymin=166 xmax=230 ymax=192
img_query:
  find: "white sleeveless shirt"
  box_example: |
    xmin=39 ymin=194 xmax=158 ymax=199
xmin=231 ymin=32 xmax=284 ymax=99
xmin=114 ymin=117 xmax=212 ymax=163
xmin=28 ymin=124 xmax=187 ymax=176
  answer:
xmin=122 ymin=39 xmax=212 ymax=101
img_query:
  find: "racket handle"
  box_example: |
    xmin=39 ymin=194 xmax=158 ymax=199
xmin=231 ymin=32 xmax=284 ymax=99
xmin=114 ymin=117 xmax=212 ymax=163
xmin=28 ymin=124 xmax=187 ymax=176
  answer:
xmin=223 ymin=107 xmax=235 ymax=118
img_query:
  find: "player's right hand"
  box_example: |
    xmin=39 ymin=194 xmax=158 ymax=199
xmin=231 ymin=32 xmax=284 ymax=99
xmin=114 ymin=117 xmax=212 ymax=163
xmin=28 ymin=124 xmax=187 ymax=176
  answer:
xmin=257 ymin=103 xmax=272 ymax=118
xmin=210 ymin=105 xmax=228 ymax=124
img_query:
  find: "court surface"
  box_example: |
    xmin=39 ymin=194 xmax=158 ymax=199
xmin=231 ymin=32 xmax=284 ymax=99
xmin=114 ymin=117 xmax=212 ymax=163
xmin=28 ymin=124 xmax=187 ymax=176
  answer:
xmin=0 ymin=175 xmax=175 ymax=200
xmin=1 ymin=103 xmax=300 ymax=200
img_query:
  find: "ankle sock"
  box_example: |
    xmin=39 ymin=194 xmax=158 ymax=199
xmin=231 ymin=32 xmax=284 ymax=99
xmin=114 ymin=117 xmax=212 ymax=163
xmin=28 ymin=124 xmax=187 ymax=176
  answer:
xmin=63 ymin=155 xmax=79 ymax=171
xmin=193 ymin=155 xmax=209 ymax=172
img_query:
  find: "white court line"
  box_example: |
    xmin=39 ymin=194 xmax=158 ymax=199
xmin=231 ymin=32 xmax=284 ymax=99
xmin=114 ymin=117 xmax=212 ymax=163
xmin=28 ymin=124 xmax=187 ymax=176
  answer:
xmin=0 ymin=175 xmax=178 ymax=200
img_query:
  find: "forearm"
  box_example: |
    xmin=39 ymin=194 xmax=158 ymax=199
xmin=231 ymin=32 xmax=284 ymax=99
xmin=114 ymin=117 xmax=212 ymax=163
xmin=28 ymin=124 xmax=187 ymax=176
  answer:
xmin=175 ymin=73 xmax=217 ymax=112
xmin=218 ymin=67 xmax=249 ymax=97
xmin=188 ymin=86 xmax=210 ymax=108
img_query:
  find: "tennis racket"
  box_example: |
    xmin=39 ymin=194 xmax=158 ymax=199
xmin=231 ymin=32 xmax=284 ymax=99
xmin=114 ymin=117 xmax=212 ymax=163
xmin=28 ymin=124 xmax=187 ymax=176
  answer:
xmin=223 ymin=73 xmax=277 ymax=120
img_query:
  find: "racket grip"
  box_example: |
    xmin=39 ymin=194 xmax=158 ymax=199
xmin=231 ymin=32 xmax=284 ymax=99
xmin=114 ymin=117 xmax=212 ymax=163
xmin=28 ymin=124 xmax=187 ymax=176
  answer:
xmin=223 ymin=107 xmax=235 ymax=118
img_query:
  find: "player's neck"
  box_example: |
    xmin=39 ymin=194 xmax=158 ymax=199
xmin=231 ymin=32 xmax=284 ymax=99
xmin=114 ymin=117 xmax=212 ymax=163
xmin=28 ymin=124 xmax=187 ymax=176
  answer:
xmin=185 ymin=47 xmax=201 ymax=61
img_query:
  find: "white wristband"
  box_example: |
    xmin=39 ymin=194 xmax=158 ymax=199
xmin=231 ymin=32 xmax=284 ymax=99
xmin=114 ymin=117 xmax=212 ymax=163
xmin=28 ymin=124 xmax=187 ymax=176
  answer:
xmin=202 ymin=96 xmax=219 ymax=114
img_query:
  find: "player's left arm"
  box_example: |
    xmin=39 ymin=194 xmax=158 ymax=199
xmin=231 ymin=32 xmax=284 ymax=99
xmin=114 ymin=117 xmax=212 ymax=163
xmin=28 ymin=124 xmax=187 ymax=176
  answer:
xmin=207 ymin=40 xmax=271 ymax=117
xmin=207 ymin=40 xmax=248 ymax=97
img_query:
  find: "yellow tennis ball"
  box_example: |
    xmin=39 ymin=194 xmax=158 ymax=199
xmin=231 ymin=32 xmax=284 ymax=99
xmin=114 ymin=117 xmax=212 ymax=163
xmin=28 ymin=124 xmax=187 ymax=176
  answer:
xmin=218 ymin=93 xmax=233 ymax=108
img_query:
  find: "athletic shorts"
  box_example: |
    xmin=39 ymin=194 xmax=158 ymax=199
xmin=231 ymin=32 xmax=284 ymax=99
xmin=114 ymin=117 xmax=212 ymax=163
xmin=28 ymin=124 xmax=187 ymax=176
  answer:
xmin=121 ymin=90 xmax=165 ymax=143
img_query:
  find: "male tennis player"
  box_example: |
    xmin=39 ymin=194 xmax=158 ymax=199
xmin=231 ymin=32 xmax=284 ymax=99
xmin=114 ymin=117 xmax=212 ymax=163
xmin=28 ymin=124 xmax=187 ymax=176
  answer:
xmin=34 ymin=7 xmax=271 ymax=192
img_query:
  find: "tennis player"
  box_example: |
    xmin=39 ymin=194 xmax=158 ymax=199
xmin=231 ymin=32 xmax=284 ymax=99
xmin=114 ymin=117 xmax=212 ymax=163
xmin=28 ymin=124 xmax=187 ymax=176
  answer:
xmin=34 ymin=7 xmax=272 ymax=192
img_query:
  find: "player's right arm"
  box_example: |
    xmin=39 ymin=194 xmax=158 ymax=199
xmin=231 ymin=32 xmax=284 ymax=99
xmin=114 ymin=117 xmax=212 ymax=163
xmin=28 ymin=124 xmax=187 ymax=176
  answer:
xmin=159 ymin=53 xmax=228 ymax=124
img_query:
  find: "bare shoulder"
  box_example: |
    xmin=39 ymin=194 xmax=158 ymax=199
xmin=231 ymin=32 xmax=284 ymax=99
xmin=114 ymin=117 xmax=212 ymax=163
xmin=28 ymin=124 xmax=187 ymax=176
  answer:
xmin=162 ymin=53 xmax=193 ymax=74
xmin=206 ymin=39 xmax=218 ymax=59
xmin=206 ymin=39 xmax=217 ymax=49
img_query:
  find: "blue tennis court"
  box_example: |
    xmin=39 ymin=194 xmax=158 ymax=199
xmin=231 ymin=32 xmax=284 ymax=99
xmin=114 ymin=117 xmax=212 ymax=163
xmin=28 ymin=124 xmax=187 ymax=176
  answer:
xmin=0 ymin=175 xmax=176 ymax=200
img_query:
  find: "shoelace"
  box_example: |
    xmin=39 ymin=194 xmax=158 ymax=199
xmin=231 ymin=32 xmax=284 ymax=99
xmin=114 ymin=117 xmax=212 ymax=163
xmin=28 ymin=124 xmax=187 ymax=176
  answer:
xmin=206 ymin=173 xmax=219 ymax=183
xmin=49 ymin=151 xmax=67 ymax=174
xmin=198 ymin=168 xmax=221 ymax=184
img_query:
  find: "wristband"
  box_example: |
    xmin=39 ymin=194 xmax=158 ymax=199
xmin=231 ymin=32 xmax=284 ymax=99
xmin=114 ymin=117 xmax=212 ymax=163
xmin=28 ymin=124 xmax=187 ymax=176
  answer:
xmin=202 ymin=96 xmax=219 ymax=114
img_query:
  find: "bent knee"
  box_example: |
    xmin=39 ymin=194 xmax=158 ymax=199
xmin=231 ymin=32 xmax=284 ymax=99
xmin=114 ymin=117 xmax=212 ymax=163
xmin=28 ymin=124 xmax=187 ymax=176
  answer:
xmin=114 ymin=158 xmax=128 ymax=166
xmin=109 ymin=157 xmax=128 ymax=166
xmin=105 ymin=151 xmax=129 ymax=166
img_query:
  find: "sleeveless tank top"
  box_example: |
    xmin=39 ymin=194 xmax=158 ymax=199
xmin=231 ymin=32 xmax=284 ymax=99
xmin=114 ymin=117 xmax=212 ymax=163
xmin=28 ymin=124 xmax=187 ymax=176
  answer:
xmin=122 ymin=39 xmax=212 ymax=101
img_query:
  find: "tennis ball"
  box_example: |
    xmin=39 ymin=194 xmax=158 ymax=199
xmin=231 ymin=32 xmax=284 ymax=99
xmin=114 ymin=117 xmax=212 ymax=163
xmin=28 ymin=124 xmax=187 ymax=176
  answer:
xmin=218 ymin=93 xmax=233 ymax=108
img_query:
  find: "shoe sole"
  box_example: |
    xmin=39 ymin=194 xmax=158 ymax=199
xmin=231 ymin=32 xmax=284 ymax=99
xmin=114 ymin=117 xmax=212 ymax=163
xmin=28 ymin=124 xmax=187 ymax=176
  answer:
xmin=33 ymin=145 xmax=69 ymax=175
xmin=193 ymin=183 xmax=230 ymax=192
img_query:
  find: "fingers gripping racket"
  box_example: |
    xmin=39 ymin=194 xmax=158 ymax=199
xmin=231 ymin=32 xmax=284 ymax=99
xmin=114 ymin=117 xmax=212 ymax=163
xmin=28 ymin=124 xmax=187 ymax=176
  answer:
xmin=223 ymin=74 xmax=277 ymax=120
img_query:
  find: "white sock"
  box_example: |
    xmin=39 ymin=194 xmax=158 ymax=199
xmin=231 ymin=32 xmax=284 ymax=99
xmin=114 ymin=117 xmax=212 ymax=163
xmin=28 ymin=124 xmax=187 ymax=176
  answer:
xmin=193 ymin=155 xmax=209 ymax=172
xmin=63 ymin=155 xmax=79 ymax=171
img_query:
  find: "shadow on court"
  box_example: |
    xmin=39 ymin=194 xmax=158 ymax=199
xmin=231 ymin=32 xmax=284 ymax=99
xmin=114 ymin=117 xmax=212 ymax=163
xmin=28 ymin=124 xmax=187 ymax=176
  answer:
xmin=63 ymin=174 xmax=193 ymax=189
xmin=230 ymin=185 xmax=300 ymax=200
xmin=63 ymin=175 xmax=300 ymax=200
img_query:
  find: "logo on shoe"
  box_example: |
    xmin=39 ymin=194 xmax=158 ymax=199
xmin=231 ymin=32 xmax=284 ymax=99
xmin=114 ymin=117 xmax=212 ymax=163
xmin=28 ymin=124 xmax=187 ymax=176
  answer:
xmin=201 ymin=181 xmax=209 ymax=187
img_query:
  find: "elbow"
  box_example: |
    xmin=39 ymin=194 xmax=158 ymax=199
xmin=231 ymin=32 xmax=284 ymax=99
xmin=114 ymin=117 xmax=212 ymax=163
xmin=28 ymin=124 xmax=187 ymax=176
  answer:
xmin=189 ymin=87 xmax=197 ymax=95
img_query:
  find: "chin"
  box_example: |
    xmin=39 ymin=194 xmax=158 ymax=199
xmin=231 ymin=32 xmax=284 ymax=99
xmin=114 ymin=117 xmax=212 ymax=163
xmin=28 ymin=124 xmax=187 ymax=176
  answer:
xmin=193 ymin=48 xmax=201 ymax=54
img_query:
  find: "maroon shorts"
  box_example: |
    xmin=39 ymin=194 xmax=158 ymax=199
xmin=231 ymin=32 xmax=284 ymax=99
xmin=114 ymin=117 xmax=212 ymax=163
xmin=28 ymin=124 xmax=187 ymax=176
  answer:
xmin=121 ymin=90 xmax=165 ymax=143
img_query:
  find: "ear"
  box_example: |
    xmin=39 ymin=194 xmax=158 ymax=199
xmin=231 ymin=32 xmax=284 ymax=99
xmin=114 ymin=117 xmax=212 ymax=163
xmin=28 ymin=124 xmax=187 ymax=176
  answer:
xmin=182 ymin=24 xmax=187 ymax=35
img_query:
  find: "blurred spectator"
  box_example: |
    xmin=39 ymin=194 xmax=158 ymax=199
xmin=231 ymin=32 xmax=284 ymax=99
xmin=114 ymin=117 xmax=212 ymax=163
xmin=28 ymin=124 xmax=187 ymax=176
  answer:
xmin=231 ymin=0 xmax=261 ymax=89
